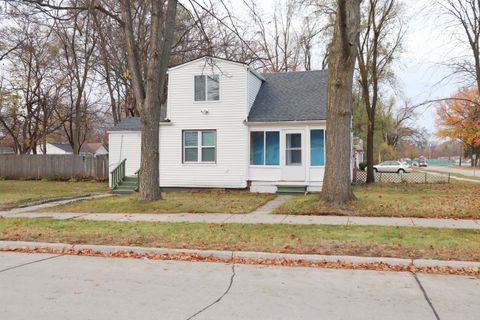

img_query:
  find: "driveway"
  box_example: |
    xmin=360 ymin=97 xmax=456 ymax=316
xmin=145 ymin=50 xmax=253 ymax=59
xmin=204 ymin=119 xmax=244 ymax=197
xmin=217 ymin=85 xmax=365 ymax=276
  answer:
xmin=1 ymin=252 xmax=479 ymax=319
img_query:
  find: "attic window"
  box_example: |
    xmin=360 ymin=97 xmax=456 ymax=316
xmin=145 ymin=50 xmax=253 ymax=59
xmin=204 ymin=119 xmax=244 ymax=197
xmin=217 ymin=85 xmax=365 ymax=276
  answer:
xmin=194 ymin=75 xmax=220 ymax=101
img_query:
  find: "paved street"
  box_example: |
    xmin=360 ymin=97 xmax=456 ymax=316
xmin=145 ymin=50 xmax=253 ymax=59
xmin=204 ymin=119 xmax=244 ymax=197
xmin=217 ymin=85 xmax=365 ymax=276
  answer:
xmin=1 ymin=251 xmax=479 ymax=320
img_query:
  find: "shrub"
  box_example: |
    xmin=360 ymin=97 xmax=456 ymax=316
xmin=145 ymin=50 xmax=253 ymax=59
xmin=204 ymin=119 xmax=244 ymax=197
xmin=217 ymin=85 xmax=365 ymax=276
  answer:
xmin=359 ymin=162 xmax=367 ymax=171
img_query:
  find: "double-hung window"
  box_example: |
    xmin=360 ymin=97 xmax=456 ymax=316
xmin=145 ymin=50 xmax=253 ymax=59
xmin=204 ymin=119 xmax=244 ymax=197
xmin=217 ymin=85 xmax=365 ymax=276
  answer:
xmin=183 ymin=130 xmax=216 ymax=163
xmin=310 ymin=129 xmax=325 ymax=166
xmin=250 ymin=131 xmax=280 ymax=165
xmin=194 ymin=75 xmax=220 ymax=101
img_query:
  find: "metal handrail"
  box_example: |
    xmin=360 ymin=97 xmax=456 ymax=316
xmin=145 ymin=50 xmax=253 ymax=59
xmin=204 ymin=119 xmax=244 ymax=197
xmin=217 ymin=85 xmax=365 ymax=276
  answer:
xmin=110 ymin=159 xmax=126 ymax=190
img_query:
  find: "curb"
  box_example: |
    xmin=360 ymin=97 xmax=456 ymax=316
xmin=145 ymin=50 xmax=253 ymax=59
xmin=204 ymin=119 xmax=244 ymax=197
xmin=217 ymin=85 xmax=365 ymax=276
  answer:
xmin=1 ymin=240 xmax=479 ymax=270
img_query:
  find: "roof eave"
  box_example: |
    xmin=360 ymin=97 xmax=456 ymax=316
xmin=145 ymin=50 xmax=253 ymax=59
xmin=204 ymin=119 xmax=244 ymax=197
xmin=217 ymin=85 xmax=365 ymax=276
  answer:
xmin=247 ymin=66 xmax=266 ymax=81
xmin=245 ymin=119 xmax=327 ymax=125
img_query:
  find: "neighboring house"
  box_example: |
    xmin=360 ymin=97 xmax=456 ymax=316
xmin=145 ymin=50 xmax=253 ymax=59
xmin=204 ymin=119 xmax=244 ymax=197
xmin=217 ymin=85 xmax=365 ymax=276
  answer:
xmin=80 ymin=143 xmax=109 ymax=157
xmin=40 ymin=143 xmax=73 ymax=155
xmin=353 ymin=137 xmax=364 ymax=168
xmin=38 ymin=142 xmax=108 ymax=156
xmin=109 ymin=56 xmax=352 ymax=193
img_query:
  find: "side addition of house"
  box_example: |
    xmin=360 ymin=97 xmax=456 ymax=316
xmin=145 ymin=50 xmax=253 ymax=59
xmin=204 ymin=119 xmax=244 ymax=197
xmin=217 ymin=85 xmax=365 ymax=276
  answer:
xmin=109 ymin=56 xmax=333 ymax=193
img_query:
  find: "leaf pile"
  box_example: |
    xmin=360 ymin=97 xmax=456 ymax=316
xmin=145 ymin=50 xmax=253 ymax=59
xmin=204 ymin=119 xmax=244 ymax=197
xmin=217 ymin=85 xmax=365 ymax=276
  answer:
xmin=2 ymin=247 xmax=479 ymax=277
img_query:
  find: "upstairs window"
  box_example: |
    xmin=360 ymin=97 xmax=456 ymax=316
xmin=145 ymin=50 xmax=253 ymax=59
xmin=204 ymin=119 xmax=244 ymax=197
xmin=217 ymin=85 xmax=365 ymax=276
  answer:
xmin=250 ymin=131 xmax=280 ymax=165
xmin=183 ymin=130 xmax=216 ymax=163
xmin=194 ymin=75 xmax=220 ymax=101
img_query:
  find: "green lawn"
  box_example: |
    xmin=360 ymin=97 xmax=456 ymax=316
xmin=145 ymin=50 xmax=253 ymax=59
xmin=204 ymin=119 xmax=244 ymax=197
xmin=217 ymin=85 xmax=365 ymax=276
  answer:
xmin=274 ymin=182 xmax=480 ymax=219
xmin=43 ymin=192 xmax=276 ymax=214
xmin=1 ymin=218 xmax=479 ymax=261
xmin=0 ymin=180 xmax=108 ymax=209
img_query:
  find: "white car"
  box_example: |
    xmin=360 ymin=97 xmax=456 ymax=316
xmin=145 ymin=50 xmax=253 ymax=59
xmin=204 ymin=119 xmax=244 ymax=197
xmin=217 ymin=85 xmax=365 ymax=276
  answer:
xmin=373 ymin=161 xmax=412 ymax=173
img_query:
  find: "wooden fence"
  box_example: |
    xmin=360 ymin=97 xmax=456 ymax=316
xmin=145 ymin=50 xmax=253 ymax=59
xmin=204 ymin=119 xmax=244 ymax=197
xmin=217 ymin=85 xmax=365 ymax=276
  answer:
xmin=0 ymin=155 xmax=109 ymax=180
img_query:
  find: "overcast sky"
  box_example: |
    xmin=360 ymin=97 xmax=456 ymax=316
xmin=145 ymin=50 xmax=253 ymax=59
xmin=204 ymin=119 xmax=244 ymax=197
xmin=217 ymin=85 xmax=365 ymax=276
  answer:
xmin=2 ymin=1 xmax=472 ymax=139
xmin=395 ymin=0 xmax=470 ymax=138
xmin=233 ymin=0 xmax=472 ymax=139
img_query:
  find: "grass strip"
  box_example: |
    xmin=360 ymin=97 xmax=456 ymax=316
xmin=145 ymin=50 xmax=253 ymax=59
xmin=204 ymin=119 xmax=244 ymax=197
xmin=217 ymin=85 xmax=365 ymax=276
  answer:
xmin=274 ymin=182 xmax=480 ymax=219
xmin=1 ymin=218 xmax=479 ymax=261
xmin=0 ymin=180 xmax=108 ymax=209
xmin=41 ymin=192 xmax=276 ymax=214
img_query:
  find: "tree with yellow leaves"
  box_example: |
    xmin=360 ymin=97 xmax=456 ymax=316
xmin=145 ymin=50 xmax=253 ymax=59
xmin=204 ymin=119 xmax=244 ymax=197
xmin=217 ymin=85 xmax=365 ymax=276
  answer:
xmin=436 ymin=87 xmax=480 ymax=166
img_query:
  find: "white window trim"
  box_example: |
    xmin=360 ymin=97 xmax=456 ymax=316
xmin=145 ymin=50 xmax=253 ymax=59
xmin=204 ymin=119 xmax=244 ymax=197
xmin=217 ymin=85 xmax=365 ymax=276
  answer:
xmin=183 ymin=130 xmax=216 ymax=164
xmin=249 ymin=131 xmax=280 ymax=167
xmin=193 ymin=75 xmax=221 ymax=103
xmin=310 ymin=129 xmax=326 ymax=167
xmin=285 ymin=133 xmax=302 ymax=166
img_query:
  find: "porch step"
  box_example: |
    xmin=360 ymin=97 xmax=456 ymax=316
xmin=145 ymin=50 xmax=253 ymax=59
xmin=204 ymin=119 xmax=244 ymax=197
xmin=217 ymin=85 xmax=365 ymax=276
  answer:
xmin=276 ymin=185 xmax=307 ymax=194
xmin=112 ymin=175 xmax=138 ymax=195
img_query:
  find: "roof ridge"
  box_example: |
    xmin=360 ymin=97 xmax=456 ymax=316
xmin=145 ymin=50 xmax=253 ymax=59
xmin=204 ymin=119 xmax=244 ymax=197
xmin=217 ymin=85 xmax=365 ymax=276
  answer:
xmin=261 ymin=69 xmax=327 ymax=75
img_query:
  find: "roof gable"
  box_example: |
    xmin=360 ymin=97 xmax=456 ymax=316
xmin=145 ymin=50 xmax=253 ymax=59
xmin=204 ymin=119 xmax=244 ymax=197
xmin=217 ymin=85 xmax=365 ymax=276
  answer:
xmin=169 ymin=56 xmax=265 ymax=81
xmin=169 ymin=56 xmax=246 ymax=72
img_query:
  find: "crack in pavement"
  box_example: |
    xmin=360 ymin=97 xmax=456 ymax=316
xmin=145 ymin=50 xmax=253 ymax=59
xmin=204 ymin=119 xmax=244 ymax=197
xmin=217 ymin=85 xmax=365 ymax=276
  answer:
xmin=221 ymin=214 xmax=235 ymax=223
xmin=411 ymin=272 xmax=441 ymax=320
xmin=185 ymin=260 xmax=236 ymax=320
xmin=410 ymin=218 xmax=416 ymax=226
xmin=0 ymin=254 xmax=64 ymax=274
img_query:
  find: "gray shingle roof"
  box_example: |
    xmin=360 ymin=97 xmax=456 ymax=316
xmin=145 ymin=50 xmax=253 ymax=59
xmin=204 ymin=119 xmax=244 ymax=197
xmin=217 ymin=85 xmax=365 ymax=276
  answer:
xmin=110 ymin=106 xmax=167 ymax=131
xmin=110 ymin=117 xmax=141 ymax=131
xmin=248 ymin=70 xmax=327 ymax=122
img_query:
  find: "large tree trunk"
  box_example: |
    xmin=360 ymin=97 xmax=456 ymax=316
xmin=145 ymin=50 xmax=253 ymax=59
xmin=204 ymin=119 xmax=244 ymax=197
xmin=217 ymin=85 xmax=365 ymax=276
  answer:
xmin=321 ymin=0 xmax=361 ymax=206
xmin=121 ymin=0 xmax=177 ymax=201
xmin=139 ymin=111 xmax=161 ymax=200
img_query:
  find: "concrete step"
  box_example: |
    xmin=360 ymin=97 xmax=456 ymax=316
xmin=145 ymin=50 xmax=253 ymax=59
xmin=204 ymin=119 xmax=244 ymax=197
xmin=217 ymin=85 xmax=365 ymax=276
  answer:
xmin=111 ymin=176 xmax=138 ymax=195
xmin=276 ymin=185 xmax=307 ymax=194
xmin=118 ymin=182 xmax=137 ymax=187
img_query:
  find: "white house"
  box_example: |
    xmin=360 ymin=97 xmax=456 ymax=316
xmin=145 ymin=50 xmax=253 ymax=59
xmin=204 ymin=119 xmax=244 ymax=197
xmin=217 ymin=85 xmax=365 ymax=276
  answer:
xmin=39 ymin=143 xmax=73 ymax=155
xmin=109 ymin=56 xmax=348 ymax=193
xmin=37 ymin=142 xmax=108 ymax=157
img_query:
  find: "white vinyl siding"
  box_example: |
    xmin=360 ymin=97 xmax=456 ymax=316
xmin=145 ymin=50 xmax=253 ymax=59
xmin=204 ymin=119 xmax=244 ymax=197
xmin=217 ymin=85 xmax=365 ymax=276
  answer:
xmin=108 ymin=132 xmax=141 ymax=187
xmin=247 ymin=70 xmax=262 ymax=112
xmin=159 ymin=58 xmax=249 ymax=188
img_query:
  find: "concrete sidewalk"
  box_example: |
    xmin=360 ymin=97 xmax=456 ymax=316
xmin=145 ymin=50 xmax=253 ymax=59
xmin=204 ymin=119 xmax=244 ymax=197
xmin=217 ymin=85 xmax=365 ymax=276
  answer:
xmin=0 ymin=249 xmax=479 ymax=320
xmin=418 ymin=169 xmax=480 ymax=184
xmin=1 ymin=209 xmax=479 ymax=229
